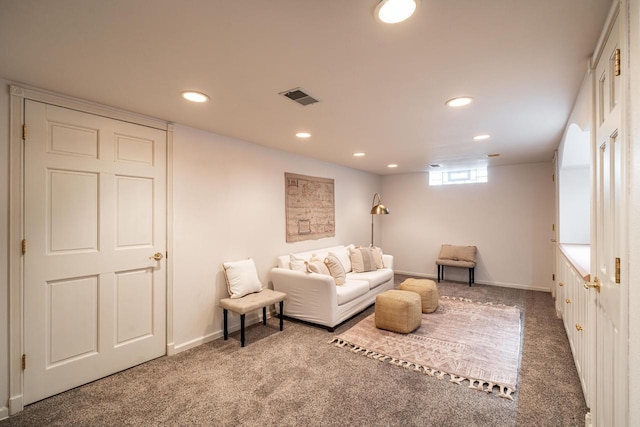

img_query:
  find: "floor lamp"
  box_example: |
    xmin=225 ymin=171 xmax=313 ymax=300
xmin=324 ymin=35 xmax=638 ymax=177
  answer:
xmin=370 ymin=192 xmax=390 ymax=246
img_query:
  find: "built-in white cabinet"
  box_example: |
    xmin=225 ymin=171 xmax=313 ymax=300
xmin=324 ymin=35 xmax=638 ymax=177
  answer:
xmin=555 ymin=245 xmax=594 ymax=409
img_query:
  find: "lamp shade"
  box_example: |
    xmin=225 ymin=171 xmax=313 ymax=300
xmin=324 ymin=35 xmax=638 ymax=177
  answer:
xmin=371 ymin=204 xmax=390 ymax=215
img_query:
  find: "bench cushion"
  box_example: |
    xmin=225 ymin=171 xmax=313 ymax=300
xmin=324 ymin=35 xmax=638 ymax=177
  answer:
xmin=436 ymin=259 xmax=476 ymax=268
xmin=219 ymin=289 xmax=286 ymax=314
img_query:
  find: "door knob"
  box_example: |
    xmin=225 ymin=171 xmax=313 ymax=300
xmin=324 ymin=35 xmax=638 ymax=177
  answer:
xmin=150 ymin=252 xmax=163 ymax=261
xmin=583 ymin=277 xmax=601 ymax=293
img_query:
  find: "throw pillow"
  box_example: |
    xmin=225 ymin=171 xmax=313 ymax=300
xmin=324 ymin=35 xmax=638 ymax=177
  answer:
xmin=370 ymin=246 xmax=384 ymax=269
xmin=349 ymin=247 xmax=377 ymax=273
xmin=330 ymin=248 xmax=352 ymax=273
xmin=222 ymin=258 xmax=263 ymax=299
xmin=439 ymin=244 xmax=458 ymax=260
xmin=324 ymin=254 xmax=346 ymax=285
xmin=289 ymin=254 xmax=307 ymax=271
xmin=455 ymin=245 xmax=477 ymax=263
xmin=307 ymin=260 xmax=331 ymax=276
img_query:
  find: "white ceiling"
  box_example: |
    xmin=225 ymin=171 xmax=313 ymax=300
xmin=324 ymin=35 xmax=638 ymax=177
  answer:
xmin=0 ymin=0 xmax=611 ymax=175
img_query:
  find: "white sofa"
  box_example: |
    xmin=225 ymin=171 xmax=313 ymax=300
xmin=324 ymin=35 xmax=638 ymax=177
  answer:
xmin=270 ymin=245 xmax=394 ymax=331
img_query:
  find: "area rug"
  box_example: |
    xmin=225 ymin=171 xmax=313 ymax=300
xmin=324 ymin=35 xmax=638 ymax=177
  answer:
xmin=330 ymin=296 xmax=522 ymax=400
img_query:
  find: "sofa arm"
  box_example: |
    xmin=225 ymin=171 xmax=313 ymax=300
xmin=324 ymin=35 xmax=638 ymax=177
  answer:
xmin=270 ymin=268 xmax=339 ymax=326
xmin=383 ymin=254 xmax=394 ymax=270
xmin=270 ymin=268 xmax=338 ymax=303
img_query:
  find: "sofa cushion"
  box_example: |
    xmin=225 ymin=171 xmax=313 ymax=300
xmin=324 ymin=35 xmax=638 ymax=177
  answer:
xmin=347 ymin=268 xmax=394 ymax=289
xmin=324 ymin=254 xmax=346 ymax=285
xmin=336 ymin=280 xmax=370 ymax=305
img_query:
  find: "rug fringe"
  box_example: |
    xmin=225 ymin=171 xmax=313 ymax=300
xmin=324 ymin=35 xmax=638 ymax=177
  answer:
xmin=330 ymin=337 xmax=516 ymax=400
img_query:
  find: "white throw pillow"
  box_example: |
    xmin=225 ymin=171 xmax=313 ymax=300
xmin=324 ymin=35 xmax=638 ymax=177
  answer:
xmin=223 ymin=258 xmax=263 ymax=299
xmin=330 ymin=248 xmax=352 ymax=273
xmin=289 ymin=254 xmax=308 ymax=271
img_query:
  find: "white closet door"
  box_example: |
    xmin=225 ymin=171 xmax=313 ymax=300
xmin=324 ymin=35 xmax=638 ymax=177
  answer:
xmin=23 ymin=100 xmax=167 ymax=404
xmin=593 ymin=12 xmax=627 ymax=427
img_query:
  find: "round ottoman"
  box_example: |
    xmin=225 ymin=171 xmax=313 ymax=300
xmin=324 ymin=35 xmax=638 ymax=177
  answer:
xmin=399 ymin=278 xmax=439 ymax=313
xmin=375 ymin=290 xmax=422 ymax=333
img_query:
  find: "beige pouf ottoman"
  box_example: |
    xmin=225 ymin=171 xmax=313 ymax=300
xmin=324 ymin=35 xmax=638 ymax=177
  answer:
xmin=375 ymin=290 xmax=422 ymax=333
xmin=400 ymin=278 xmax=439 ymax=313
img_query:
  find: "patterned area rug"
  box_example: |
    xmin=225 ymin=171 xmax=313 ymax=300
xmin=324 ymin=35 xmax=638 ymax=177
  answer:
xmin=330 ymin=296 xmax=522 ymax=400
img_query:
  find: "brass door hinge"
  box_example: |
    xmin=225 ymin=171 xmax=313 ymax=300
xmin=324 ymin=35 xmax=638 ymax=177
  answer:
xmin=552 ymin=224 xmax=555 ymax=232
xmin=552 ymin=273 xmax=555 ymax=281
xmin=22 ymin=124 xmax=27 ymax=140
xmin=22 ymin=354 xmax=26 ymax=370
xmin=552 ymin=174 xmax=555 ymax=182
xmin=614 ymin=48 xmax=621 ymax=76
xmin=615 ymin=257 xmax=620 ymax=283
xmin=21 ymin=239 xmax=27 ymax=255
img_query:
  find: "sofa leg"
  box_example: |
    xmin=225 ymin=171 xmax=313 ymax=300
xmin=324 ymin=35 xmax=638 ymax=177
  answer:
xmin=279 ymin=301 xmax=284 ymax=331
xmin=223 ymin=309 xmax=228 ymax=340
xmin=240 ymin=314 xmax=246 ymax=347
xmin=469 ymin=268 xmax=474 ymax=287
xmin=263 ymin=306 xmax=267 ymax=325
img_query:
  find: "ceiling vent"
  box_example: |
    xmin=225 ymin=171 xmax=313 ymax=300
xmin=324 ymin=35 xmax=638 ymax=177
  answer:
xmin=279 ymin=87 xmax=319 ymax=106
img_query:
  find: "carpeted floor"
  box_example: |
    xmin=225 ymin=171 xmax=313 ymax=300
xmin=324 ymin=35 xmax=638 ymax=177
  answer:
xmin=0 ymin=275 xmax=588 ymax=426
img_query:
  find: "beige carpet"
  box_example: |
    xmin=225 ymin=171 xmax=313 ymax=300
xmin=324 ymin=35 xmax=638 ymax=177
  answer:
xmin=331 ymin=296 xmax=522 ymax=400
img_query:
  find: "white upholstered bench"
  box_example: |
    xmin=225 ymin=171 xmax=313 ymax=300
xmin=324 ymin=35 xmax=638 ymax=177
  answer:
xmin=220 ymin=259 xmax=286 ymax=347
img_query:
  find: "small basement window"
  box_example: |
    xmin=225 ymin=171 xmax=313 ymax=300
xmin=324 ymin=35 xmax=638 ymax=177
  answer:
xmin=429 ymin=167 xmax=488 ymax=186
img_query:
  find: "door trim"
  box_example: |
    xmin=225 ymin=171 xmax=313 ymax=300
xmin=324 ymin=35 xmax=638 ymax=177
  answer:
xmin=7 ymin=84 xmax=173 ymax=414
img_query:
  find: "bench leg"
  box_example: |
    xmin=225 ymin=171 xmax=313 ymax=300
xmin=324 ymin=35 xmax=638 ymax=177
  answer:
xmin=240 ymin=314 xmax=246 ymax=347
xmin=263 ymin=306 xmax=267 ymax=325
xmin=438 ymin=265 xmax=444 ymax=282
xmin=279 ymin=301 xmax=284 ymax=331
xmin=469 ymin=268 xmax=474 ymax=287
xmin=223 ymin=309 xmax=228 ymax=340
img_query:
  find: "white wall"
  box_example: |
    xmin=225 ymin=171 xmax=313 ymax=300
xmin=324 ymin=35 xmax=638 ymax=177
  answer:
xmin=381 ymin=162 xmax=554 ymax=291
xmin=0 ymin=80 xmax=11 ymax=419
xmin=171 ymin=124 xmax=380 ymax=351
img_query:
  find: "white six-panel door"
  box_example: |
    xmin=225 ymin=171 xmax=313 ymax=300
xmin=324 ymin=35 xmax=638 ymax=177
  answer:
xmin=23 ymin=100 xmax=167 ymax=404
xmin=593 ymin=11 xmax=628 ymax=426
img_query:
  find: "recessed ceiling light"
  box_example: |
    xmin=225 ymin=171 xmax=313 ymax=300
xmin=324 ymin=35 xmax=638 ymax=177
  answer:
xmin=473 ymin=134 xmax=491 ymax=141
xmin=487 ymin=153 xmax=500 ymax=158
xmin=181 ymin=91 xmax=209 ymax=103
xmin=445 ymin=97 xmax=473 ymax=107
xmin=296 ymin=132 xmax=311 ymax=138
xmin=387 ymin=164 xmax=398 ymax=168
xmin=430 ymin=163 xmax=442 ymax=168
xmin=353 ymin=152 xmax=366 ymax=157
xmin=374 ymin=0 xmax=417 ymax=24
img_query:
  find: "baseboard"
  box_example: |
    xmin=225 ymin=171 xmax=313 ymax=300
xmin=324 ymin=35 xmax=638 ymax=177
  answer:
xmin=394 ymin=270 xmax=552 ymax=293
xmin=9 ymin=394 xmax=23 ymax=415
xmin=171 ymin=312 xmax=264 ymax=355
xmin=0 ymin=406 xmax=8 ymax=420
